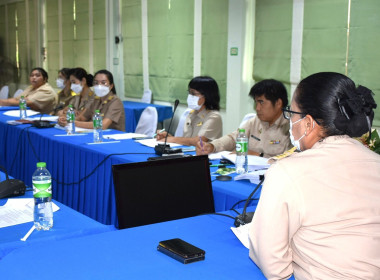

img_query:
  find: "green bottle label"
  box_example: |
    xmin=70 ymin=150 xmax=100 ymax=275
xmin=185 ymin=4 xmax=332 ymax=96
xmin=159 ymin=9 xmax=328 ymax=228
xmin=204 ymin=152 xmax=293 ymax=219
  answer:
xmin=33 ymin=179 xmax=52 ymax=198
xmin=236 ymin=142 xmax=248 ymax=153
xmin=93 ymin=119 xmax=101 ymax=128
xmin=19 ymin=102 xmax=26 ymax=110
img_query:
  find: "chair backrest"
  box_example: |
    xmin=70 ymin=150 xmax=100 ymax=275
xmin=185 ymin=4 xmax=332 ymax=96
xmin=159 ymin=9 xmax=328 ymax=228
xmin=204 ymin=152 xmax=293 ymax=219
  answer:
xmin=174 ymin=108 xmax=192 ymax=137
xmin=0 ymin=86 xmax=9 ymax=99
xmin=141 ymin=89 xmax=152 ymax=104
xmin=13 ymin=89 xmax=24 ymax=98
xmin=239 ymin=113 xmax=256 ymax=128
xmin=135 ymin=106 xmax=158 ymax=137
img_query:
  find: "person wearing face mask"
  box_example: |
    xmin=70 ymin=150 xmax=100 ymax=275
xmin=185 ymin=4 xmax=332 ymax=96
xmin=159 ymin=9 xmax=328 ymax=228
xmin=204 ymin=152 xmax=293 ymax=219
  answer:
xmin=196 ymin=79 xmax=292 ymax=158
xmin=61 ymin=69 xmax=125 ymax=131
xmin=155 ymin=76 xmax=223 ymax=146
xmin=54 ymin=68 xmax=76 ymax=113
xmin=0 ymin=67 xmax=57 ymax=113
xmin=248 ymin=72 xmax=380 ymax=279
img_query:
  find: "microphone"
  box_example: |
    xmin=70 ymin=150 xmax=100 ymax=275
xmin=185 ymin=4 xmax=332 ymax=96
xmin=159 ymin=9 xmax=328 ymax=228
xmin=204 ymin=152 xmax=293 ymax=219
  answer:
xmin=33 ymin=104 xmax=63 ymax=128
xmin=233 ymin=176 xmax=264 ymax=227
xmin=154 ymin=99 xmax=181 ymax=155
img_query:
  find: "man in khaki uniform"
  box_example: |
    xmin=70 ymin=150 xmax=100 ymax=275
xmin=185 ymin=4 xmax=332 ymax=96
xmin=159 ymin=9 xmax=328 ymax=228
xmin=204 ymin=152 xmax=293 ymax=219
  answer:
xmin=196 ymin=79 xmax=292 ymax=158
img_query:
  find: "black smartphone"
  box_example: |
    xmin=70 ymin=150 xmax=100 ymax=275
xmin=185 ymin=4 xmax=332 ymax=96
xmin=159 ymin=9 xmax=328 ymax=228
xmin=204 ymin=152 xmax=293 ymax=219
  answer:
xmin=157 ymin=238 xmax=205 ymax=264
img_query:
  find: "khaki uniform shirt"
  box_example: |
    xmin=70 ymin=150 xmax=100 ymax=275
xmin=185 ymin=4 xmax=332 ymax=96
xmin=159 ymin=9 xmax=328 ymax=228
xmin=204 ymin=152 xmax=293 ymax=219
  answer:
xmin=211 ymin=115 xmax=291 ymax=158
xmin=249 ymin=136 xmax=380 ymax=280
xmin=69 ymin=91 xmax=95 ymax=113
xmin=21 ymin=83 xmax=57 ymax=113
xmin=57 ymin=90 xmax=77 ymax=107
xmin=183 ymin=109 xmax=223 ymax=140
xmin=82 ymin=93 xmax=125 ymax=131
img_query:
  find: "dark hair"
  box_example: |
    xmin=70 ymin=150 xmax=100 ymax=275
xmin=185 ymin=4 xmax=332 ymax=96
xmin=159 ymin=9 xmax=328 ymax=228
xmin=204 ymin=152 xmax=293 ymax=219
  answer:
xmin=31 ymin=67 xmax=48 ymax=81
xmin=295 ymin=72 xmax=377 ymax=137
xmin=188 ymin=76 xmax=220 ymax=110
xmin=58 ymin=68 xmax=72 ymax=80
xmin=94 ymin=69 xmax=117 ymax=94
xmin=70 ymin=67 xmax=93 ymax=87
xmin=249 ymin=79 xmax=288 ymax=107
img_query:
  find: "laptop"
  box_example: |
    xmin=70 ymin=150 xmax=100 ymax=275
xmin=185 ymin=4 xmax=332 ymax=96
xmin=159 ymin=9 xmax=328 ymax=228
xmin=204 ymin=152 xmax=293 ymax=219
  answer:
xmin=112 ymin=155 xmax=215 ymax=229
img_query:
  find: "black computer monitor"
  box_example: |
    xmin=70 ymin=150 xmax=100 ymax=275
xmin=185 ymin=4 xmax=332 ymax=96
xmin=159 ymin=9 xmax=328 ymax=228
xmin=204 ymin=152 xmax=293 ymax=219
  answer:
xmin=112 ymin=155 xmax=215 ymax=229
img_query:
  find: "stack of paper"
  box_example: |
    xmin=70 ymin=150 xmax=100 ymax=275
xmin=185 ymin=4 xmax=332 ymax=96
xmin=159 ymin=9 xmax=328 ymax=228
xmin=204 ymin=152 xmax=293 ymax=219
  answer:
xmin=135 ymin=138 xmax=181 ymax=148
xmin=3 ymin=109 xmax=40 ymax=117
xmin=104 ymin=133 xmax=147 ymax=140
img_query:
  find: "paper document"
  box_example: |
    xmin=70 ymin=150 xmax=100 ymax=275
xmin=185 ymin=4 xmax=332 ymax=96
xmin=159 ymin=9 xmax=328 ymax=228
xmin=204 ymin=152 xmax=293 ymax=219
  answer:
xmin=221 ymin=153 xmax=270 ymax=171
xmin=3 ymin=109 xmax=40 ymax=117
xmin=104 ymin=133 xmax=147 ymax=140
xmin=136 ymin=138 xmax=181 ymax=148
xmin=54 ymin=124 xmax=94 ymax=133
xmin=25 ymin=116 xmax=59 ymax=122
xmin=230 ymin=222 xmax=251 ymax=249
xmin=234 ymin=169 xmax=267 ymax=184
xmin=208 ymin=151 xmax=232 ymax=160
xmin=0 ymin=198 xmax=60 ymax=228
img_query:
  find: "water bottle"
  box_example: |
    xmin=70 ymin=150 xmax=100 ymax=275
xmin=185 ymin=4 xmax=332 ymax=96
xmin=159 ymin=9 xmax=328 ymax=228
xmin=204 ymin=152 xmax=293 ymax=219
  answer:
xmin=66 ymin=104 xmax=75 ymax=135
xmin=19 ymin=95 xmax=27 ymax=119
xmin=93 ymin=109 xmax=103 ymax=143
xmin=236 ymin=128 xmax=248 ymax=174
xmin=32 ymin=162 xmax=53 ymax=231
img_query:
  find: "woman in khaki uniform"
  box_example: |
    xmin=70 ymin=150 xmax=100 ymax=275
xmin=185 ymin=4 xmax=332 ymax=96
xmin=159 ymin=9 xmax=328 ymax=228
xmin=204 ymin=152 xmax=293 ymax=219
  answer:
xmin=0 ymin=67 xmax=57 ymax=113
xmin=54 ymin=68 xmax=76 ymax=114
xmin=248 ymin=72 xmax=380 ymax=279
xmin=156 ymin=76 xmax=223 ymax=146
xmin=59 ymin=69 xmax=125 ymax=131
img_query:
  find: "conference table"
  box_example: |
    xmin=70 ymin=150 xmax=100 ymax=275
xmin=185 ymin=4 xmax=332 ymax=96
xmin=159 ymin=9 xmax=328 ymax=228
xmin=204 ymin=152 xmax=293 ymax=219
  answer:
xmin=0 ymin=108 xmax=261 ymax=226
xmin=0 ymin=205 xmax=297 ymax=280
xmin=123 ymin=101 xmax=173 ymax=132
xmin=0 ymin=180 xmax=116 ymax=260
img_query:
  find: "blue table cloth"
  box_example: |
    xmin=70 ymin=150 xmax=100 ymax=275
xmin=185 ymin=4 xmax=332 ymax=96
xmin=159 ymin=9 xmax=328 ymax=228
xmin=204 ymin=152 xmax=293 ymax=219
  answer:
xmin=123 ymin=101 xmax=172 ymax=132
xmin=0 ymin=110 xmax=259 ymax=226
xmin=0 ymin=184 xmax=116 ymax=260
xmin=0 ymin=207 xmax=297 ymax=280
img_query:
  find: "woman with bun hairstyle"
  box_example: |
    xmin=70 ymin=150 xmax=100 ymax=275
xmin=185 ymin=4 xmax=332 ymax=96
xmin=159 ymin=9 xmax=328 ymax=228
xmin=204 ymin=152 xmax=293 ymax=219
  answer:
xmin=67 ymin=67 xmax=95 ymax=113
xmin=248 ymin=72 xmax=380 ymax=279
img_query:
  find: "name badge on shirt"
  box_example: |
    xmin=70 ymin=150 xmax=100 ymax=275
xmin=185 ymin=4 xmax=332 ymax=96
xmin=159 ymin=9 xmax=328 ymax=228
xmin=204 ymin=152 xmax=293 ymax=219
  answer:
xmin=269 ymin=140 xmax=281 ymax=144
xmin=196 ymin=121 xmax=203 ymax=127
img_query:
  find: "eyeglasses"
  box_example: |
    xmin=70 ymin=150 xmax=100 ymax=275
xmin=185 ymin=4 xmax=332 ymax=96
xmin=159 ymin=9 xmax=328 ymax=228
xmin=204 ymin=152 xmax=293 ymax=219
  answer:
xmin=282 ymin=106 xmax=304 ymax=120
xmin=187 ymin=89 xmax=202 ymax=96
xmin=93 ymin=81 xmax=110 ymax=86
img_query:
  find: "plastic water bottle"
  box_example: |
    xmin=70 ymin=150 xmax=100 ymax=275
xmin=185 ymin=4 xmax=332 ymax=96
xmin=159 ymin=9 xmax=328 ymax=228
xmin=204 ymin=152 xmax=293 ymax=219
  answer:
xmin=66 ymin=104 xmax=75 ymax=135
xmin=236 ymin=128 xmax=248 ymax=174
xmin=32 ymin=162 xmax=53 ymax=230
xmin=19 ymin=95 xmax=27 ymax=119
xmin=93 ymin=109 xmax=103 ymax=143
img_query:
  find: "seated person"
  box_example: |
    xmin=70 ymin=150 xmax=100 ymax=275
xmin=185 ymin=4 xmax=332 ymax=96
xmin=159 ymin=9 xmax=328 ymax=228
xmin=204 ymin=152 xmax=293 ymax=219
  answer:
xmin=0 ymin=67 xmax=57 ymax=113
xmin=58 ymin=69 xmax=125 ymax=131
xmin=248 ymin=72 xmax=380 ymax=279
xmin=196 ymin=79 xmax=292 ymax=158
xmin=156 ymin=76 xmax=223 ymax=146
xmin=58 ymin=67 xmax=94 ymax=117
xmin=54 ymin=67 xmax=76 ymax=114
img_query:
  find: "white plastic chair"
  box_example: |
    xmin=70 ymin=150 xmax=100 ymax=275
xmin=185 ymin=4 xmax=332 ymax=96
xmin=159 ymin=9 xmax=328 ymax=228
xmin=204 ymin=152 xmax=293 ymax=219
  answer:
xmin=13 ymin=89 xmax=24 ymax=98
xmin=174 ymin=108 xmax=192 ymax=137
xmin=239 ymin=113 xmax=256 ymax=128
xmin=0 ymin=86 xmax=9 ymax=99
xmin=135 ymin=106 xmax=158 ymax=137
xmin=141 ymin=89 xmax=152 ymax=104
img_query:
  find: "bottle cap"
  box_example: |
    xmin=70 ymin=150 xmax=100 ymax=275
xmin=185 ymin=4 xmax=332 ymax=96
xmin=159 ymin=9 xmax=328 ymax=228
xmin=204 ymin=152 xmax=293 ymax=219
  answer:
xmin=239 ymin=128 xmax=245 ymax=133
xmin=21 ymin=96 xmax=24 ymax=98
xmin=37 ymin=162 xmax=46 ymax=168
xmin=68 ymin=104 xmax=73 ymax=108
xmin=95 ymin=109 xmax=100 ymax=113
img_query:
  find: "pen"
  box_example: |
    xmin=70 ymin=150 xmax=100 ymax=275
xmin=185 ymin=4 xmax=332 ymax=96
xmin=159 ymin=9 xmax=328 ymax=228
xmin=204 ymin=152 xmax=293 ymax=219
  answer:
xmin=209 ymin=164 xmax=230 ymax=168
xmin=251 ymin=135 xmax=261 ymax=141
xmin=199 ymin=136 xmax=204 ymax=152
xmin=153 ymin=128 xmax=165 ymax=138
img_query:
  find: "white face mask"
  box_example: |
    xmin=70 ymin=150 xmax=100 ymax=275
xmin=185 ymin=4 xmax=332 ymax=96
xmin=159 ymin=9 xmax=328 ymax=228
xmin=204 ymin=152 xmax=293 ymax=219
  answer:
xmin=94 ymin=85 xmax=110 ymax=97
xmin=187 ymin=94 xmax=202 ymax=111
xmin=71 ymin=83 xmax=83 ymax=94
xmin=56 ymin=78 xmax=65 ymax=89
xmin=289 ymin=116 xmax=306 ymax=151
